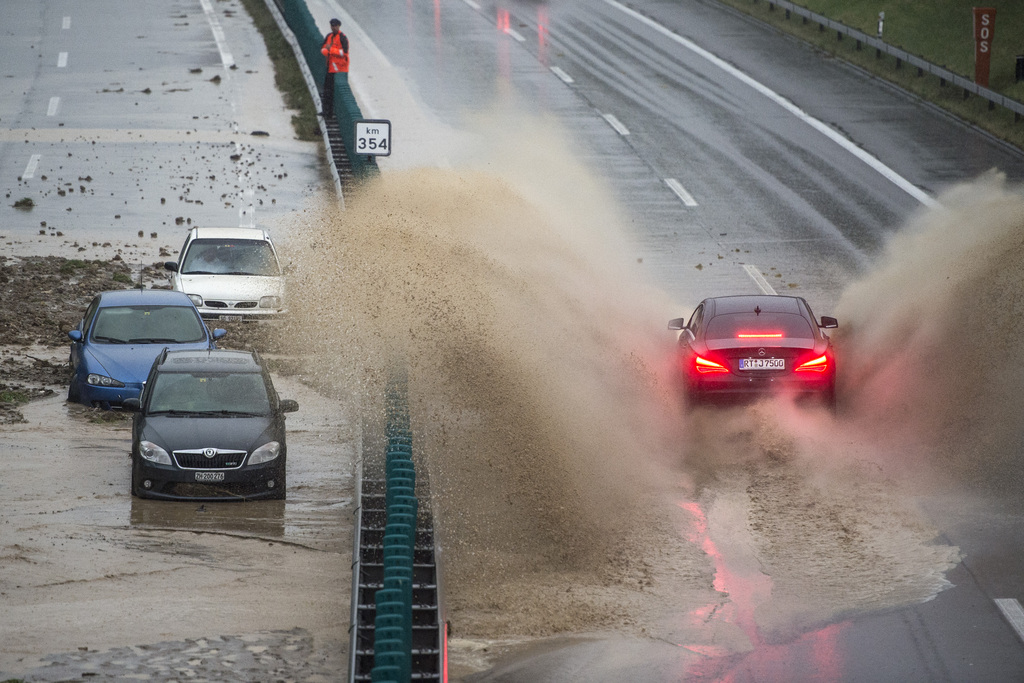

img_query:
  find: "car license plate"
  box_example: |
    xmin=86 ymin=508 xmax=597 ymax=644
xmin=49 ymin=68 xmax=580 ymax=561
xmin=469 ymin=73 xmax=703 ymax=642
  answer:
xmin=219 ymin=314 xmax=242 ymax=322
xmin=739 ymin=358 xmax=785 ymax=371
xmin=195 ymin=471 xmax=225 ymax=482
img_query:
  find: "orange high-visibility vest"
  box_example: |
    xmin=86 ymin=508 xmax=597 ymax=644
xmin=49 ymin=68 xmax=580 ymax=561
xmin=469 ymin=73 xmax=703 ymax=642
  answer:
xmin=322 ymin=33 xmax=349 ymax=73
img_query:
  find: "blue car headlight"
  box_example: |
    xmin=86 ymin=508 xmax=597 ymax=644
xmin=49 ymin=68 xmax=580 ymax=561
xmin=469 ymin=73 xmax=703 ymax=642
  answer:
xmin=248 ymin=441 xmax=280 ymax=465
xmin=87 ymin=373 xmax=126 ymax=388
xmin=139 ymin=441 xmax=172 ymax=465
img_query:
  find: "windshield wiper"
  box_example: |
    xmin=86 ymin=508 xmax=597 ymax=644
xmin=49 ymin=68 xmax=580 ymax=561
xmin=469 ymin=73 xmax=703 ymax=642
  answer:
xmin=201 ymin=409 xmax=265 ymax=416
xmin=93 ymin=335 xmax=128 ymax=344
xmin=127 ymin=337 xmax=181 ymax=344
xmin=146 ymin=409 xmax=197 ymax=416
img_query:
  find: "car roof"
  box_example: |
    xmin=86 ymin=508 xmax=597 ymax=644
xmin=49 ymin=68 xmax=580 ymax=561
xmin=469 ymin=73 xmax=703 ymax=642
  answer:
xmin=189 ymin=227 xmax=272 ymax=241
xmin=708 ymin=295 xmax=804 ymax=316
xmin=156 ymin=349 xmax=263 ymax=373
xmin=96 ymin=288 xmax=197 ymax=307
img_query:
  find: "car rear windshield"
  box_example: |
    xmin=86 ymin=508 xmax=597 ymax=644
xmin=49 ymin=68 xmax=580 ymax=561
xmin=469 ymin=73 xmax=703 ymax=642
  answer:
xmin=91 ymin=305 xmax=207 ymax=344
xmin=705 ymin=312 xmax=815 ymax=341
xmin=181 ymin=239 xmax=280 ymax=276
xmin=147 ymin=372 xmax=271 ymax=415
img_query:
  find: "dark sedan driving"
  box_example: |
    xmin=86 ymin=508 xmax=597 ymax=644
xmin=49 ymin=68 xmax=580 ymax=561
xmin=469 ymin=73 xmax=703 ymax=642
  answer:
xmin=669 ymin=295 xmax=838 ymax=407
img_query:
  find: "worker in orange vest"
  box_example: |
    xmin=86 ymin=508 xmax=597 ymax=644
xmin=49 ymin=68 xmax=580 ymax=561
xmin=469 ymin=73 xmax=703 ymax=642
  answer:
xmin=320 ymin=18 xmax=349 ymax=119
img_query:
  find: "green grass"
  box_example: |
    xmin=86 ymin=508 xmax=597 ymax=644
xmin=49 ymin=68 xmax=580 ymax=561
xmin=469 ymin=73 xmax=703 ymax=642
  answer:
xmin=236 ymin=0 xmax=320 ymax=141
xmin=715 ymin=0 xmax=1024 ymax=150
xmin=0 ymin=390 xmax=30 ymax=404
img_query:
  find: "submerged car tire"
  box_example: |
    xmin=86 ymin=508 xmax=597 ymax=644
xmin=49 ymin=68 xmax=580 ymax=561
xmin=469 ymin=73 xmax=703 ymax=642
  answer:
xmin=130 ymin=465 xmax=149 ymax=499
xmin=67 ymin=380 xmax=81 ymax=403
xmin=270 ymin=466 xmax=287 ymax=500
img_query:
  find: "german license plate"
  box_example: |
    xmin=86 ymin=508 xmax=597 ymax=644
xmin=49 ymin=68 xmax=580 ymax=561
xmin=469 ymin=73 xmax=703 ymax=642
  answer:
xmin=739 ymin=358 xmax=785 ymax=371
xmin=219 ymin=314 xmax=242 ymax=322
xmin=195 ymin=471 xmax=225 ymax=482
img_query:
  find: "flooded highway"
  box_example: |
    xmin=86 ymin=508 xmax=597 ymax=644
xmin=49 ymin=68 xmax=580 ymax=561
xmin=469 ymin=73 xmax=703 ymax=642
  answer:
xmin=4 ymin=0 xmax=1024 ymax=681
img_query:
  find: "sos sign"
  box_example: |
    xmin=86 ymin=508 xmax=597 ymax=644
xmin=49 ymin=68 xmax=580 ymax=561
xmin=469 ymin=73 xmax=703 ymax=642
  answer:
xmin=973 ymin=7 xmax=996 ymax=87
xmin=355 ymin=119 xmax=391 ymax=157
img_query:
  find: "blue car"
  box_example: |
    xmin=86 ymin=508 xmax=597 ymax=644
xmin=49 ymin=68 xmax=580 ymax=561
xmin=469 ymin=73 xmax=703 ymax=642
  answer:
xmin=67 ymin=289 xmax=226 ymax=409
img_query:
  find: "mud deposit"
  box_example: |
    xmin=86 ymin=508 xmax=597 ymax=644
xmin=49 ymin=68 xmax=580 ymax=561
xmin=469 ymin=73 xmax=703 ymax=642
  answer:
xmin=0 ymin=254 xmax=356 ymax=680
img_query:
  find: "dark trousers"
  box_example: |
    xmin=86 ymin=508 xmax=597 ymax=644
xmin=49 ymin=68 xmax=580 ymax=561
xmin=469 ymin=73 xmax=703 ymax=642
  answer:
xmin=322 ymin=71 xmax=335 ymax=117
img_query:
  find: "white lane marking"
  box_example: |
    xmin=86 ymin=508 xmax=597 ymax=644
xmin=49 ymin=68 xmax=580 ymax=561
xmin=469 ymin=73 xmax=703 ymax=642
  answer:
xmin=743 ymin=264 xmax=777 ymax=295
xmin=665 ymin=178 xmax=698 ymax=206
xmin=505 ymin=27 xmax=526 ymax=42
xmin=62 ymin=16 xmax=71 ymax=30
xmin=239 ymin=186 xmax=255 ymax=228
xmin=996 ymin=599 xmax=1024 ymax=645
xmin=603 ymin=0 xmax=938 ymax=208
xmin=22 ymin=154 xmax=41 ymax=179
xmin=602 ymin=112 xmax=630 ymax=136
xmin=57 ymin=52 xmax=68 ymax=68
xmin=47 ymin=97 xmax=60 ymax=116
xmin=550 ymin=66 xmax=574 ymax=84
xmin=463 ymin=0 xmax=481 ymax=7
xmin=199 ymin=0 xmax=235 ymax=70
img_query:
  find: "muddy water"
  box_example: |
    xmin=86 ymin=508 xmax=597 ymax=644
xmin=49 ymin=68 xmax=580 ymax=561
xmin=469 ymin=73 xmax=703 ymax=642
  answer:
xmin=0 ymin=373 xmax=355 ymax=677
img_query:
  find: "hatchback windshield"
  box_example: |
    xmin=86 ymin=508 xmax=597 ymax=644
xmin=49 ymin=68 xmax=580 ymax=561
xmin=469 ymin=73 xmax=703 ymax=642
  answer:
xmin=147 ymin=372 xmax=271 ymax=415
xmin=91 ymin=305 xmax=207 ymax=344
xmin=181 ymin=239 xmax=280 ymax=276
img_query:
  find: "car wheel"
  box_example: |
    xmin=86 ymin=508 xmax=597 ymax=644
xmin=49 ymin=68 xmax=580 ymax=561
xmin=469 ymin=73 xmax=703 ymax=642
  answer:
xmin=67 ymin=380 xmax=81 ymax=403
xmin=130 ymin=465 xmax=147 ymax=498
xmin=270 ymin=466 xmax=287 ymax=500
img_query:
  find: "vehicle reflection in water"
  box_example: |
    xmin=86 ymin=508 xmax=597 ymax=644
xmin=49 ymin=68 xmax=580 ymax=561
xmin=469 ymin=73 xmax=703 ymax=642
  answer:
xmin=678 ymin=500 xmax=844 ymax=681
xmin=130 ymin=497 xmax=286 ymax=538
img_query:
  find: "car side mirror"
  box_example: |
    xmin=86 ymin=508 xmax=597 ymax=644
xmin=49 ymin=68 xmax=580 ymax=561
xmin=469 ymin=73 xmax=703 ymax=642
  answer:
xmin=819 ymin=316 xmax=838 ymax=329
xmin=164 ymin=262 xmax=178 ymax=272
xmin=668 ymin=317 xmax=686 ymax=330
xmin=68 ymin=330 xmax=82 ymax=342
xmin=212 ymin=328 xmax=227 ymax=339
xmin=280 ymin=399 xmax=299 ymax=413
xmin=122 ymin=398 xmax=141 ymax=412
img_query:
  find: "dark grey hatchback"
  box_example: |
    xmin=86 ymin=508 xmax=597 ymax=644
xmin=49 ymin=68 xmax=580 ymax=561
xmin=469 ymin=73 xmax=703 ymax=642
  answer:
xmin=124 ymin=349 xmax=298 ymax=501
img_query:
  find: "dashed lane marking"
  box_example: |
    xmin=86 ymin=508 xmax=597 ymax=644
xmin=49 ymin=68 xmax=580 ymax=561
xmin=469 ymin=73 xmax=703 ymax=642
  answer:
xmin=199 ymin=0 xmax=235 ymax=70
xmin=601 ymin=112 xmax=629 ymax=136
xmin=665 ymin=178 xmax=698 ymax=206
xmin=57 ymin=52 xmax=67 ymax=68
xmin=550 ymin=66 xmax=574 ymax=84
xmin=504 ymin=27 xmax=526 ymax=42
xmin=47 ymin=97 xmax=60 ymax=117
xmin=462 ymin=0 xmax=481 ymax=9
xmin=22 ymin=154 xmax=41 ymax=180
xmin=743 ymin=264 xmax=777 ymax=295
xmin=62 ymin=16 xmax=71 ymax=30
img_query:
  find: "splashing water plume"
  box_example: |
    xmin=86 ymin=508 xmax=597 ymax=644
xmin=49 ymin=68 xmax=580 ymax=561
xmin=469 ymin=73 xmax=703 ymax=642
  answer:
xmin=283 ymin=115 xmax=711 ymax=640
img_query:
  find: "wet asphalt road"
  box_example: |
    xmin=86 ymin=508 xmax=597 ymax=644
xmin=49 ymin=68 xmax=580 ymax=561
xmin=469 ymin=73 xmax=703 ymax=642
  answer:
xmin=309 ymin=0 xmax=1024 ymax=680
xmin=5 ymin=0 xmax=1024 ymax=680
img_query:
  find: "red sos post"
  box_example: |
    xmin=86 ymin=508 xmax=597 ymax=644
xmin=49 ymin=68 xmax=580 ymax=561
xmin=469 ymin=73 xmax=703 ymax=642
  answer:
xmin=973 ymin=7 xmax=996 ymax=87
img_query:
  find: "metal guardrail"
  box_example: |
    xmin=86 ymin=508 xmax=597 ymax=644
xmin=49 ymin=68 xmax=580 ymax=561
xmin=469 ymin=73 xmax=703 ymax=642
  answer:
xmin=755 ymin=0 xmax=1024 ymax=120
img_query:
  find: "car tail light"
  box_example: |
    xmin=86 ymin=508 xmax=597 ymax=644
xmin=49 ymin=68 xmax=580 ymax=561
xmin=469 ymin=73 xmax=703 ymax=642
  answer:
xmin=795 ymin=354 xmax=829 ymax=373
xmin=694 ymin=355 xmax=729 ymax=374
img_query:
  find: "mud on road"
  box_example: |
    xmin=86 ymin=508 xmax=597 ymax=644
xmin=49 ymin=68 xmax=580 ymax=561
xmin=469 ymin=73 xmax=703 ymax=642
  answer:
xmin=0 ymin=253 xmax=358 ymax=681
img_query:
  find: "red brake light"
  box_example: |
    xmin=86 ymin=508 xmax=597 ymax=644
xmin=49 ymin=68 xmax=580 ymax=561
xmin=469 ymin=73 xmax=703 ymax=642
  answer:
xmin=795 ymin=354 xmax=829 ymax=373
xmin=736 ymin=332 xmax=783 ymax=338
xmin=695 ymin=355 xmax=729 ymax=374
